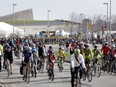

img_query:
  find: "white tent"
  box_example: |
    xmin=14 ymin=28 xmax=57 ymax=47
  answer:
xmin=0 ymin=22 xmax=24 ymax=38
xmin=55 ymin=29 xmax=70 ymax=37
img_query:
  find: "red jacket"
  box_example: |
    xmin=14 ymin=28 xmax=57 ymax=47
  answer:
xmin=101 ymin=45 xmax=111 ymax=55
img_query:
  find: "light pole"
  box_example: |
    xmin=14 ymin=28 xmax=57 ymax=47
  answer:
xmin=109 ymin=0 xmax=112 ymax=46
xmin=79 ymin=14 xmax=84 ymax=33
xmin=13 ymin=4 xmax=17 ymax=37
xmin=103 ymin=3 xmax=108 ymax=40
xmin=47 ymin=10 xmax=50 ymax=44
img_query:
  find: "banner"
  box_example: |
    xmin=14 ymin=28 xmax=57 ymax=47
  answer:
xmin=65 ymin=21 xmax=69 ymax=27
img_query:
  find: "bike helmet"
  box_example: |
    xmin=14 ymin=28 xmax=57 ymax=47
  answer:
xmin=49 ymin=46 xmax=52 ymax=49
xmin=74 ymin=49 xmax=80 ymax=55
xmin=32 ymin=47 xmax=37 ymax=52
xmin=84 ymin=43 xmax=89 ymax=48
xmin=94 ymin=44 xmax=98 ymax=48
xmin=25 ymin=46 xmax=31 ymax=51
xmin=105 ymin=42 xmax=108 ymax=45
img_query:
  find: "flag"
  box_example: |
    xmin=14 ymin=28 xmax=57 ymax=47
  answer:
xmin=88 ymin=21 xmax=92 ymax=29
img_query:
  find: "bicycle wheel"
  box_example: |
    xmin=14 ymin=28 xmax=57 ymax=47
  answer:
xmin=34 ymin=66 xmax=37 ymax=78
xmin=106 ymin=62 xmax=110 ymax=73
xmin=96 ymin=64 xmax=101 ymax=77
xmin=27 ymin=70 xmax=30 ymax=83
xmin=74 ymin=75 xmax=81 ymax=87
xmin=51 ymin=69 xmax=54 ymax=81
xmin=87 ymin=68 xmax=92 ymax=82
xmin=59 ymin=60 xmax=63 ymax=72
xmin=82 ymin=71 xmax=86 ymax=81
xmin=76 ymin=79 xmax=81 ymax=87
xmin=91 ymin=65 xmax=96 ymax=76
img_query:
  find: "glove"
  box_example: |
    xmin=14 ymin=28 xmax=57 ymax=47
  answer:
xmin=72 ymin=68 xmax=75 ymax=72
xmin=83 ymin=67 xmax=87 ymax=72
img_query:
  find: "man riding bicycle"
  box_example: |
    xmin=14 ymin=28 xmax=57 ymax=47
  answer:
xmin=70 ymin=49 xmax=86 ymax=87
xmin=22 ymin=46 xmax=32 ymax=79
xmin=57 ymin=47 xmax=65 ymax=70
xmin=101 ymin=42 xmax=111 ymax=67
xmin=83 ymin=44 xmax=93 ymax=67
xmin=92 ymin=44 xmax=102 ymax=64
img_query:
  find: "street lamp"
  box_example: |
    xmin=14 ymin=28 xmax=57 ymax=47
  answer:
xmin=47 ymin=10 xmax=50 ymax=44
xmin=109 ymin=0 xmax=112 ymax=46
xmin=103 ymin=3 xmax=108 ymax=39
xmin=13 ymin=4 xmax=17 ymax=37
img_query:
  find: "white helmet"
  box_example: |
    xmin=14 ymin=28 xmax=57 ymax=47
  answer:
xmin=26 ymin=46 xmax=32 ymax=51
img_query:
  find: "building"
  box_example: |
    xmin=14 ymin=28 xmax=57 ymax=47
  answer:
xmin=0 ymin=8 xmax=33 ymax=21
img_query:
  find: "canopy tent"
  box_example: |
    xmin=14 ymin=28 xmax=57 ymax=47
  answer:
xmin=55 ymin=29 xmax=70 ymax=37
xmin=0 ymin=22 xmax=24 ymax=38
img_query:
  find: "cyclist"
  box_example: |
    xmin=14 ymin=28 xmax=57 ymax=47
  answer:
xmin=22 ymin=46 xmax=32 ymax=79
xmin=48 ymin=50 xmax=55 ymax=72
xmin=38 ymin=42 xmax=44 ymax=59
xmin=32 ymin=43 xmax=39 ymax=63
xmin=83 ymin=44 xmax=93 ymax=70
xmin=57 ymin=47 xmax=64 ymax=70
xmin=37 ymin=42 xmax=45 ymax=72
xmin=70 ymin=49 xmax=86 ymax=87
xmin=101 ymin=42 xmax=111 ymax=67
xmin=46 ymin=46 xmax=53 ymax=70
xmin=70 ymin=40 xmax=77 ymax=55
xmin=5 ymin=46 xmax=13 ymax=75
xmin=92 ymin=45 xmax=102 ymax=67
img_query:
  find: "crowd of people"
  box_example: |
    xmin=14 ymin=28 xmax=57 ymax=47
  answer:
xmin=0 ymin=36 xmax=115 ymax=87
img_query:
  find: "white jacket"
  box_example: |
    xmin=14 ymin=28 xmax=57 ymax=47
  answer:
xmin=70 ymin=54 xmax=86 ymax=69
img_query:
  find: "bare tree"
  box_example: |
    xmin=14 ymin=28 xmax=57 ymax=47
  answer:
xmin=69 ymin=12 xmax=78 ymax=35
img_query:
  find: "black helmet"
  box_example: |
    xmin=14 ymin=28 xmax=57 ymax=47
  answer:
xmin=94 ymin=44 xmax=98 ymax=48
xmin=49 ymin=46 xmax=52 ymax=49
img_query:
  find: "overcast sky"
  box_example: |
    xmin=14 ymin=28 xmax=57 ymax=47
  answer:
xmin=0 ymin=0 xmax=116 ymax=20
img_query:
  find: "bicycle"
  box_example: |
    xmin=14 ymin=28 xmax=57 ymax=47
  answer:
xmin=102 ymin=55 xmax=111 ymax=73
xmin=73 ymin=67 xmax=81 ymax=87
xmin=83 ymin=59 xmax=92 ymax=82
xmin=58 ymin=58 xmax=63 ymax=72
xmin=92 ymin=58 xmax=101 ymax=77
xmin=23 ymin=62 xmax=32 ymax=84
xmin=37 ymin=58 xmax=45 ymax=73
xmin=31 ymin=52 xmax=38 ymax=78
xmin=48 ymin=62 xmax=54 ymax=81
xmin=31 ymin=60 xmax=37 ymax=78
